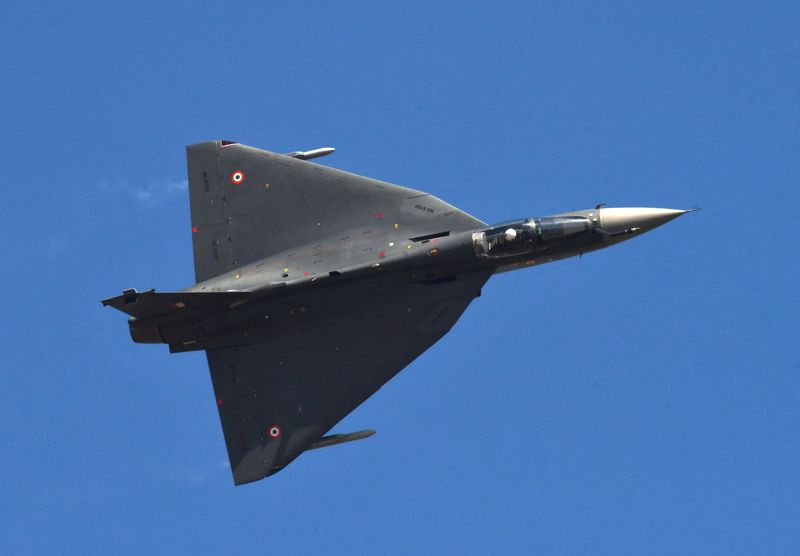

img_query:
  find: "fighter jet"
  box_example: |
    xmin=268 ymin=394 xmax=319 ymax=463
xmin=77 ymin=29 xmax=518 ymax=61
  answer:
xmin=102 ymin=141 xmax=693 ymax=485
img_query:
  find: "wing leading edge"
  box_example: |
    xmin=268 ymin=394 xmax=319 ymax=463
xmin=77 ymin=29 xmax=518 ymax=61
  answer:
xmin=207 ymin=271 xmax=490 ymax=485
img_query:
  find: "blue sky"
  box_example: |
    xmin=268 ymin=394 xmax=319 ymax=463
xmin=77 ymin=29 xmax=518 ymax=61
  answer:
xmin=1 ymin=2 xmax=798 ymax=554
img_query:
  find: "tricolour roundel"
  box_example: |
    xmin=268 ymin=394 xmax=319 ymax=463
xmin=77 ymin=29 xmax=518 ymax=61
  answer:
xmin=268 ymin=425 xmax=282 ymax=439
xmin=231 ymin=170 xmax=245 ymax=185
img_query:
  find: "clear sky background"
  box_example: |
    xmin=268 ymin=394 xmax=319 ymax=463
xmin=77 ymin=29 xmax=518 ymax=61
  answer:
xmin=1 ymin=2 xmax=797 ymax=554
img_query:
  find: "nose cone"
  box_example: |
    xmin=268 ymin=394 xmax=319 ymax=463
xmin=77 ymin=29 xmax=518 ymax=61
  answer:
xmin=600 ymin=207 xmax=692 ymax=238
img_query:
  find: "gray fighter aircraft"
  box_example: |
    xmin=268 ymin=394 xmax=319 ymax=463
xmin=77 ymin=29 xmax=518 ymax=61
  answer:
xmin=103 ymin=141 xmax=692 ymax=485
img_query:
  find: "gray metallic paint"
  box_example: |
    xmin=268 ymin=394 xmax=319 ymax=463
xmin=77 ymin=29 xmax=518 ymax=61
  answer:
xmin=102 ymin=141 xmax=691 ymax=485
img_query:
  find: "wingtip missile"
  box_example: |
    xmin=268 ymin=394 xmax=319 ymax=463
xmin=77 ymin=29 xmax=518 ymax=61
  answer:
xmin=286 ymin=147 xmax=335 ymax=160
xmin=306 ymin=429 xmax=376 ymax=451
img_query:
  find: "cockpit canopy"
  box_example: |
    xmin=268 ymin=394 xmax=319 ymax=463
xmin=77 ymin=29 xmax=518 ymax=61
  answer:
xmin=472 ymin=216 xmax=591 ymax=258
xmin=472 ymin=219 xmax=536 ymax=258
